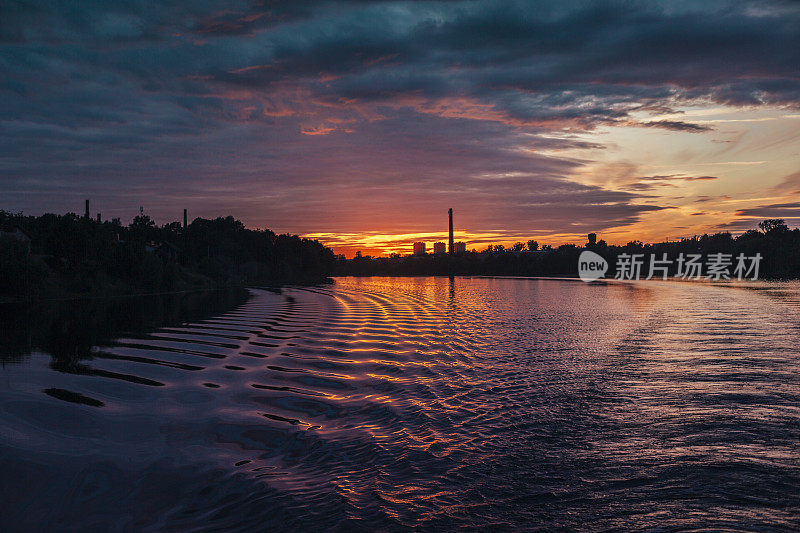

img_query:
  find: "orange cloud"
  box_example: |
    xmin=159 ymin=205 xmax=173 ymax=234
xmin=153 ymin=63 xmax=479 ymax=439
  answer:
xmin=301 ymin=124 xmax=336 ymax=136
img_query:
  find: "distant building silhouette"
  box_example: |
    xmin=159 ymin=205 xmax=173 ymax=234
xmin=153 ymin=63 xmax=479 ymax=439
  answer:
xmin=413 ymin=242 xmax=426 ymax=255
xmin=433 ymin=242 xmax=446 ymax=254
xmin=84 ymin=199 xmax=90 ymax=219
xmin=448 ymin=208 xmax=454 ymax=254
xmin=454 ymin=242 xmax=466 ymax=254
xmin=588 ymin=233 xmax=597 ymax=246
xmin=183 ymin=209 xmax=187 ymax=229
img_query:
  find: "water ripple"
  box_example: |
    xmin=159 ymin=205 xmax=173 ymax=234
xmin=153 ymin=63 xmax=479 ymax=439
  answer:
xmin=1 ymin=278 xmax=799 ymax=530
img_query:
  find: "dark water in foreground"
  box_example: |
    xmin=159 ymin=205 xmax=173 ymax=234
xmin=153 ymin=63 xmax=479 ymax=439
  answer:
xmin=1 ymin=277 xmax=799 ymax=531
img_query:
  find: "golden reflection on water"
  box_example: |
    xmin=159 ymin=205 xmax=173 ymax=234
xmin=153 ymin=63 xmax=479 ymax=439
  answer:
xmin=1 ymin=277 xmax=799 ymax=530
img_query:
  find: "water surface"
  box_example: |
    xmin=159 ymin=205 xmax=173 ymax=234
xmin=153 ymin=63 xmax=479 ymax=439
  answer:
xmin=1 ymin=278 xmax=798 ymax=530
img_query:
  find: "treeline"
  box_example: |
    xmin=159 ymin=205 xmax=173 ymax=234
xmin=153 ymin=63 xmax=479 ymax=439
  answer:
xmin=338 ymin=219 xmax=800 ymax=279
xmin=0 ymin=210 xmax=335 ymax=298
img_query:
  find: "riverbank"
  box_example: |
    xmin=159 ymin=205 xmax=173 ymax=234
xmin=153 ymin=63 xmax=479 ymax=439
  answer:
xmin=0 ymin=210 xmax=336 ymax=301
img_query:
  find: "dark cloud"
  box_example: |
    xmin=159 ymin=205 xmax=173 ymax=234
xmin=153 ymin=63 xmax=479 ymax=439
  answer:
xmin=696 ymin=195 xmax=732 ymax=202
xmin=0 ymin=106 xmax=663 ymax=235
xmin=1 ymin=0 xmax=799 ymax=245
xmin=637 ymin=120 xmax=713 ymax=132
xmin=196 ymin=0 xmax=800 ymax=122
xmin=735 ymin=202 xmax=800 ymax=218
xmin=774 ymin=169 xmax=800 ymax=193
xmin=641 ymin=175 xmax=718 ymax=182
xmin=621 ymin=174 xmax=718 ymax=190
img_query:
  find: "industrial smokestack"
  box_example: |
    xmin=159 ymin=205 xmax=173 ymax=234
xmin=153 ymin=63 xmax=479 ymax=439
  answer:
xmin=85 ymin=199 xmax=90 ymax=219
xmin=448 ymin=208 xmax=454 ymax=255
xmin=183 ymin=209 xmax=187 ymax=229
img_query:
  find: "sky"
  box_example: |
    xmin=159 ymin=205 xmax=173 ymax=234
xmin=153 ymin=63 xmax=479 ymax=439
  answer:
xmin=2 ymin=0 xmax=800 ymax=257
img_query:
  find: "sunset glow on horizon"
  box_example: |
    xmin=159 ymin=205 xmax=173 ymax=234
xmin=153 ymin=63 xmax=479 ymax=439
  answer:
xmin=3 ymin=1 xmax=800 ymax=257
xmin=311 ymin=104 xmax=800 ymax=257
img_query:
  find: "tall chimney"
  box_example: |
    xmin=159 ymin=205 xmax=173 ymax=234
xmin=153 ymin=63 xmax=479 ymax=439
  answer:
xmin=97 ymin=213 xmax=101 ymax=223
xmin=85 ymin=199 xmax=90 ymax=219
xmin=448 ymin=208 xmax=454 ymax=255
xmin=183 ymin=209 xmax=187 ymax=228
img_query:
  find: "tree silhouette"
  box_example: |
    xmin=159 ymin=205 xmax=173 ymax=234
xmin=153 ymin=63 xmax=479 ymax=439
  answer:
xmin=0 ymin=210 xmax=334 ymax=298
xmin=337 ymin=222 xmax=800 ymax=279
xmin=758 ymin=219 xmax=788 ymax=233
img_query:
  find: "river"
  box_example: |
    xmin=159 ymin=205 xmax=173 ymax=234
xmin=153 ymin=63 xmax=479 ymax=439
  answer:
xmin=1 ymin=277 xmax=798 ymax=530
